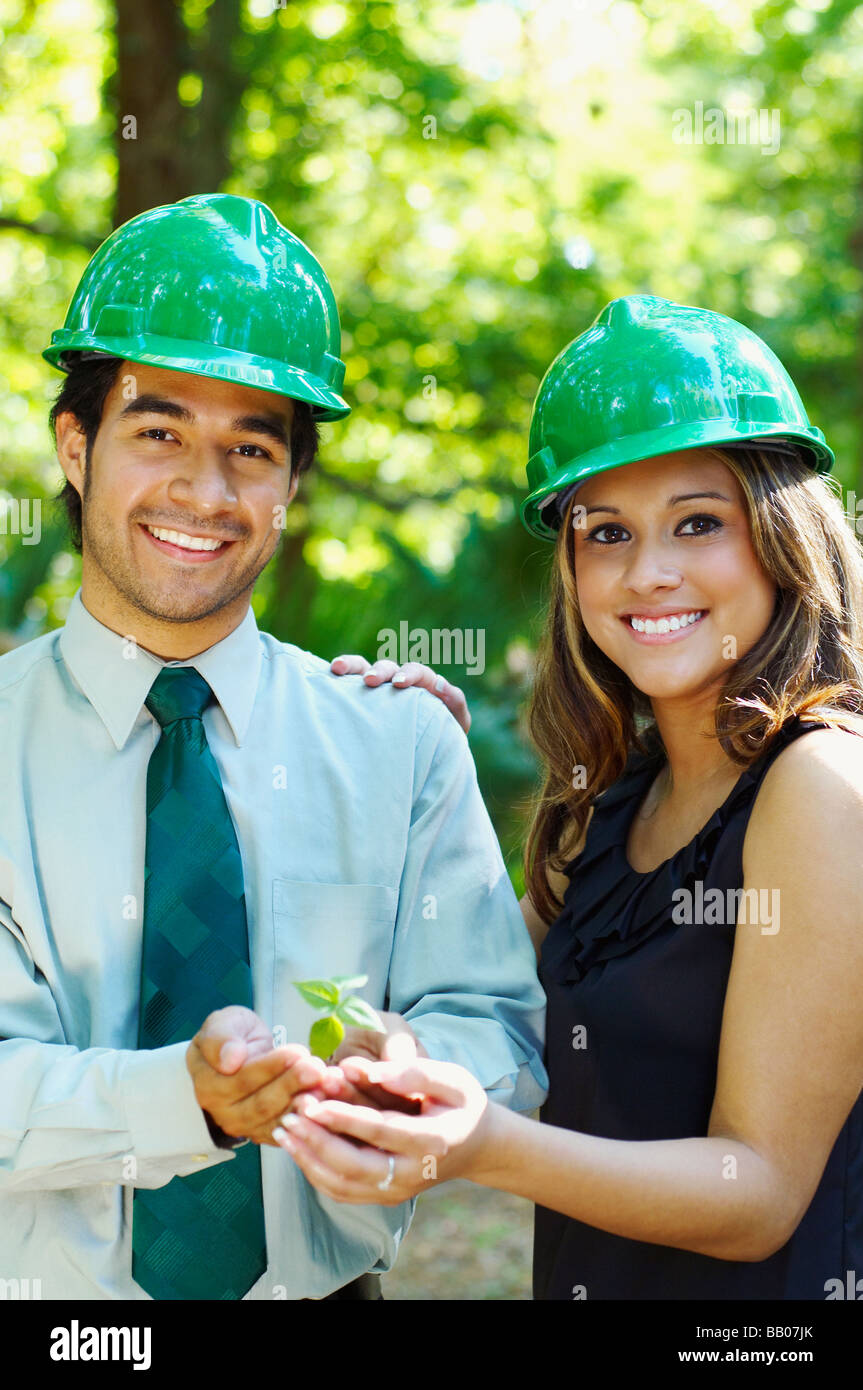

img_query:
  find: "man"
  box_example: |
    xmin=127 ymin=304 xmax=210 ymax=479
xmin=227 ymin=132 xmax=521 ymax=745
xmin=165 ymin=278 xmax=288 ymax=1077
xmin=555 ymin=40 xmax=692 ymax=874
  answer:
xmin=0 ymin=193 xmax=546 ymax=1300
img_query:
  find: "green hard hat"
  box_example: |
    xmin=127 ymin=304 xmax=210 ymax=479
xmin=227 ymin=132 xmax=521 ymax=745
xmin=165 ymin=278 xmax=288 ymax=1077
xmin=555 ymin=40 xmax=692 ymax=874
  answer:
xmin=521 ymin=293 xmax=833 ymax=541
xmin=42 ymin=192 xmax=350 ymax=421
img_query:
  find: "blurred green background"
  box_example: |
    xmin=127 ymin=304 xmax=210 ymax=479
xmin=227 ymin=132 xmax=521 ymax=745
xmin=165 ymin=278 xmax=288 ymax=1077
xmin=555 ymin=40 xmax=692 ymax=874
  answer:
xmin=3 ymin=0 xmax=862 ymax=1301
xmin=3 ymin=0 xmax=863 ymax=888
xmin=1 ymin=0 xmax=861 ymax=884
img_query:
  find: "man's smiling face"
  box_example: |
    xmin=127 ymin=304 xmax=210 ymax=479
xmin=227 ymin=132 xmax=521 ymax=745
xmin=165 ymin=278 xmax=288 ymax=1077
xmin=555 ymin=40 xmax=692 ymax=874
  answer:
xmin=56 ymin=361 xmax=299 ymax=645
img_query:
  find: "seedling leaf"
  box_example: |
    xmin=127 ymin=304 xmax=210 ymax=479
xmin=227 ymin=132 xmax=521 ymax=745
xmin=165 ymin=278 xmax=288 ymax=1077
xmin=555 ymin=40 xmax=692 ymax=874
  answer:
xmin=309 ymin=1015 xmax=345 ymax=1060
xmin=335 ymin=997 xmax=386 ymax=1032
xmin=294 ymin=979 xmax=340 ymax=1009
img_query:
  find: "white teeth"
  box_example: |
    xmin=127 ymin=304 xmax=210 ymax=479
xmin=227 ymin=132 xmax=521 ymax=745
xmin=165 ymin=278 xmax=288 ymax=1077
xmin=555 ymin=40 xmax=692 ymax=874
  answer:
xmin=146 ymin=525 xmax=224 ymax=552
xmin=628 ymin=610 xmax=704 ymax=634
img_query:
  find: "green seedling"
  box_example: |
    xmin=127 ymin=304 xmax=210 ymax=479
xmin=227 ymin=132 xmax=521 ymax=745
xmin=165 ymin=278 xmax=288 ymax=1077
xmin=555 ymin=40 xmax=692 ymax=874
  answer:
xmin=293 ymin=974 xmax=386 ymax=1060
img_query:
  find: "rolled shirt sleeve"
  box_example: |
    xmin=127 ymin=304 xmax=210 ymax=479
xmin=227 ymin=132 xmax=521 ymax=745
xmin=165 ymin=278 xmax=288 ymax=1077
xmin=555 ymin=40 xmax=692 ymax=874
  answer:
xmin=386 ymin=696 xmax=548 ymax=1111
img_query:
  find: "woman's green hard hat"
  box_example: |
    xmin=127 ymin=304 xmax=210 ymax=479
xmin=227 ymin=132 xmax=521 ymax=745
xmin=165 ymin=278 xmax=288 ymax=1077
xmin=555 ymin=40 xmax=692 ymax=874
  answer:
xmin=42 ymin=193 xmax=350 ymax=421
xmin=521 ymin=294 xmax=834 ymax=541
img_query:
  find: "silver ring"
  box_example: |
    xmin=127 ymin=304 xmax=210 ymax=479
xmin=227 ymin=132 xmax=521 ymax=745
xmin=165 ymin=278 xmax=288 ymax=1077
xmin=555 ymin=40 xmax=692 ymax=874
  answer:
xmin=376 ymin=1154 xmax=396 ymax=1192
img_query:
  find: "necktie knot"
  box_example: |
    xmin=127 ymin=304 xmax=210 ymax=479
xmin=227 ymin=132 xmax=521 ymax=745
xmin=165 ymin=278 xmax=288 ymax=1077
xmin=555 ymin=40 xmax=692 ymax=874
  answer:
xmin=145 ymin=667 xmax=213 ymax=728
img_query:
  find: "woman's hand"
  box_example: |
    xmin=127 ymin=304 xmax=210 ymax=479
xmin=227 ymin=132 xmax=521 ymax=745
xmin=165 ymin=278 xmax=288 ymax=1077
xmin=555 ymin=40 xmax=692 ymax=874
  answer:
xmin=272 ymin=1055 xmax=494 ymax=1205
xmin=330 ymin=654 xmax=471 ymax=735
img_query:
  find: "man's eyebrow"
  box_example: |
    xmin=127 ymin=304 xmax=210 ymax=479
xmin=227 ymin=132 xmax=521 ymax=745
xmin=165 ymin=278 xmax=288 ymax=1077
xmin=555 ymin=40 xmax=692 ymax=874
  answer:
xmin=117 ymin=396 xmax=290 ymax=448
xmin=118 ymin=395 xmax=194 ymax=424
xmin=584 ymin=491 xmax=733 ymax=516
xmin=229 ymin=413 xmax=290 ymax=449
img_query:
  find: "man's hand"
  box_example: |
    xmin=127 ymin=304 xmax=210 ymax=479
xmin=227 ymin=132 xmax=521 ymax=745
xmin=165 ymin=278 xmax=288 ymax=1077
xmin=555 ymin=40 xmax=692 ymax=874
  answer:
xmin=330 ymin=1009 xmax=428 ymax=1066
xmin=186 ymin=1006 xmax=345 ymax=1148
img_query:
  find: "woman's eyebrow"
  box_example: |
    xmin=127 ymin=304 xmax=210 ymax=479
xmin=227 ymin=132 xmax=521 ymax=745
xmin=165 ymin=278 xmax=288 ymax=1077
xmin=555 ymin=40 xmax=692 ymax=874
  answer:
xmin=584 ymin=491 xmax=733 ymax=515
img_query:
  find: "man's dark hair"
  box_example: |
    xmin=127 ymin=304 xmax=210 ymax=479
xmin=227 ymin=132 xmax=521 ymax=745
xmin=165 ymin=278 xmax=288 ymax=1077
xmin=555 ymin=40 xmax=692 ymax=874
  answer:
xmin=48 ymin=354 xmax=320 ymax=553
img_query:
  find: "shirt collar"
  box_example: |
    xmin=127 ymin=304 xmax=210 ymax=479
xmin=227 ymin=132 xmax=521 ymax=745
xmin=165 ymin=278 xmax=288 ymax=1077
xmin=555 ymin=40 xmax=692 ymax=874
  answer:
xmin=58 ymin=590 xmax=262 ymax=750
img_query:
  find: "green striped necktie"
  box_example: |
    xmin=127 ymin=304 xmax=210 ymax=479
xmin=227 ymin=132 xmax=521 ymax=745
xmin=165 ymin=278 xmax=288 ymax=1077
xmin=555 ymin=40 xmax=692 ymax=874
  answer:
xmin=131 ymin=666 xmax=268 ymax=1299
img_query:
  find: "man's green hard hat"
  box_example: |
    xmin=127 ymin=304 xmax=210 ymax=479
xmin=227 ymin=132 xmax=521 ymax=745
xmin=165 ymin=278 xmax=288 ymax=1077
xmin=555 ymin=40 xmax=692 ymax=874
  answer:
xmin=521 ymin=294 xmax=834 ymax=541
xmin=42 ymin=192 xmax=350 ymax=421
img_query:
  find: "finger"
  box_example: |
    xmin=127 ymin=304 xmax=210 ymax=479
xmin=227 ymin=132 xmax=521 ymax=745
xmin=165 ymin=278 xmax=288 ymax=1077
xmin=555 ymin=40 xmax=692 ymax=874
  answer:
xmin=195 ymin=1041 xmax=313 ymax=1095
xmin=273 ymin=1130 xmax=349 ymax=1198
xmin=390 ymin=662 xmax=437 ymax=688
xmin=295 ymin=1074 xmax=408 ymax=1113
xmin=276 ymin=1111 xmax=411 ymax=1187
xmin=437 ymin=681 xmax=471 ymax=734
xmin=317 ymin=1064 xmax=350 ymax=1093
xmin=337 ymin=1055 xmax=392 ymax=1086
xmin=274 ymin=1125 xmax=395 ymax=1203
xmin=296 ymin=1065 xmax=371 ymax=1104
xmin=362 ymin=660 xmax=401 ymax=685
xmin=226 ymin=1053 xmax=330 ymax=1124
xmin=334 ymin=1054 xmax=425 ymax=1110
xmin=381 ymin=1030 xmax=418 ymax=1064
xmin=329 ymin=654 xmax=371 ymax=675
xmin=196 ymin=1012 xmax=308 ymax=1069
xmin=341 ymin=1056 xmax=467 ymax=1108
xmin=216 ymin=1038 xmax=247 ymax=1073
xmin=243 ymin=1081 xmax=331 ymax=1145
xmin=195 ymin=1006 xmax=276 ymax=1068
xmin=295 ymin=1098 xmax=447 ymax=1157
xmin=298 ymin=1074 xmax=385 ymax=1109
xmin=388 ymin=666 xmax=471 ymax=734
xmin=199 ymin=1051 xmax=330 ymax=1141
xmin=292 ymin=1089 xmax=334 ymax=1118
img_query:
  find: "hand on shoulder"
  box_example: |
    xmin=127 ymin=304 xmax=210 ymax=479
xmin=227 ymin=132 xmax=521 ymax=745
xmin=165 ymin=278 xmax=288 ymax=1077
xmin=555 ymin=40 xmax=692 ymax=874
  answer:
xmin=330 ymin=654 xmax=471 ymax=734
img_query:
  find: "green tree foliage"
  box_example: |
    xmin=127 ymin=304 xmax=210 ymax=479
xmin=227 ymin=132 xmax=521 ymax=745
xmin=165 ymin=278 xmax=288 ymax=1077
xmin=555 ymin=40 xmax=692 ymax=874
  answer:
xmin=2 ymin=0 xmax=862 ymax=882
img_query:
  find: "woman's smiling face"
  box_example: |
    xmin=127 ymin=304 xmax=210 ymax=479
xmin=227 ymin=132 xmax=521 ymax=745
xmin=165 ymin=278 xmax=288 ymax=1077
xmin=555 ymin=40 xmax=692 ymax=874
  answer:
xmin=570 ymin=448 xmax=777 ymax=703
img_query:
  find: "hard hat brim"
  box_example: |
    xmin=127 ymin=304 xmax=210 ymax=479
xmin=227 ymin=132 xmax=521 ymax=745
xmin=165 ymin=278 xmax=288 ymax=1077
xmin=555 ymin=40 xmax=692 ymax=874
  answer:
xmin=42 ymin=331 xmax=351 ymax=422
xmin=521 ymin=417 xmax=835 ymax=541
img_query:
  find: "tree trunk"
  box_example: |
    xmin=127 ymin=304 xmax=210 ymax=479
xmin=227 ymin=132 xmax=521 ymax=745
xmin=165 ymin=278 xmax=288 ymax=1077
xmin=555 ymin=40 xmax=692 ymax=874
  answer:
xmin=112 ymin=0 xmax=191 ymax=225
xmin=110 ymin=0 xmax=248 ymax=227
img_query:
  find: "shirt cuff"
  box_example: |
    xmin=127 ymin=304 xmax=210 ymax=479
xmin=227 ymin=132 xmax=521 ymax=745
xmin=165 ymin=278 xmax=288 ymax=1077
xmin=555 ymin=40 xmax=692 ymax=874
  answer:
xmin=121 ymin=1041 xmax=231 ymax=1159
xmin=407 ymin=1018 xmax=548 ymax=1112
xmin=203 ymin=1108 xmax=248 ymax=1150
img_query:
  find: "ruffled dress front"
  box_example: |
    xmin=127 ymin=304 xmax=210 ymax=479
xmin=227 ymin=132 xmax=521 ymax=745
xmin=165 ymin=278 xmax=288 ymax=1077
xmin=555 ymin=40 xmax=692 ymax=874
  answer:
xmin=534 ymin=715 xmax=863 ymax=1299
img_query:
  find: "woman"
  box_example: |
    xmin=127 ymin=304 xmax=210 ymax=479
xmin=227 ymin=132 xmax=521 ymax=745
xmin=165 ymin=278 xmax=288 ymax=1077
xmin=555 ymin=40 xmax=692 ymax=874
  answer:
xmin=274 ymin=295 xmax=863 ymax=1300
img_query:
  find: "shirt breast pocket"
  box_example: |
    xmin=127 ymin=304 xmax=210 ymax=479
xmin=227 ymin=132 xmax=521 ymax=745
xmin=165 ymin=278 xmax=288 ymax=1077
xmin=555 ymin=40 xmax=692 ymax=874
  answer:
xmin=270 ymin=879 xmax=398 ymax=1041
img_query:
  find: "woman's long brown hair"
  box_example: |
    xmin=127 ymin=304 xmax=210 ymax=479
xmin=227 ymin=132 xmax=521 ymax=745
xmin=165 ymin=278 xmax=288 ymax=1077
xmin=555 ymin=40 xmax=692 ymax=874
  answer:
xmin=524 ymin=444 xmax=863 ymax=923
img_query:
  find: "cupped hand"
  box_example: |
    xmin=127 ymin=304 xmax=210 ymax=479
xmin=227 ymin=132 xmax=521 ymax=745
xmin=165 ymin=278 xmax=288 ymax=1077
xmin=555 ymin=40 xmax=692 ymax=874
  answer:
xmin=329 ymin=1009 xmax=426 ymax=1066
xmin=273 ymin=1055 xmax=493 ymax=1205
xmin=329 ymin=654 xmax=471 ymax=735
xmin=187 ymin=1005 xmax=346 ymax=1147
xmin=323 ymin=1011 xmax=426 ymax=1115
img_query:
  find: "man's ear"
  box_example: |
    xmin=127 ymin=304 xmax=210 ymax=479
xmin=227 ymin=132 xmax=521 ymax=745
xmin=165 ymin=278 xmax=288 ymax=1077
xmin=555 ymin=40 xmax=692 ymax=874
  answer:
xmin=286 ymin=468 xmax=300 ymax=506
xmin=54 ymin=410 xmax=88 ymax=498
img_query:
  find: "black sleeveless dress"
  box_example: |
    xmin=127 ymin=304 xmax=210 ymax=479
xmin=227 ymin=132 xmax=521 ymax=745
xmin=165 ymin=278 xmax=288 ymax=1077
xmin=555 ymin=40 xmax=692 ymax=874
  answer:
xmin=534 ymin=714 xmax=863 ymax=1300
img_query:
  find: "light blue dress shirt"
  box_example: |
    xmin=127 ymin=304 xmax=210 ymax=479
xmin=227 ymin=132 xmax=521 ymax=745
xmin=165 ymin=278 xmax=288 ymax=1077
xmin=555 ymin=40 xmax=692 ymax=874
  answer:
xmin=0 ymin=589 xmax=547 ymax=1299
